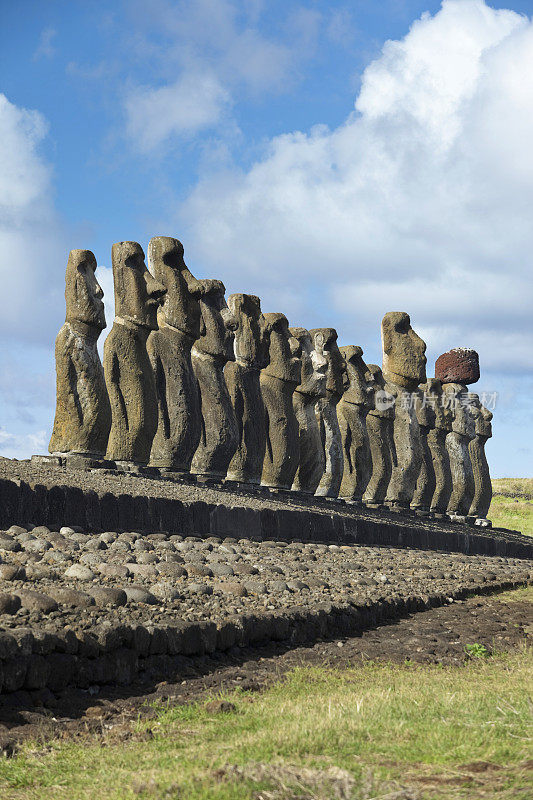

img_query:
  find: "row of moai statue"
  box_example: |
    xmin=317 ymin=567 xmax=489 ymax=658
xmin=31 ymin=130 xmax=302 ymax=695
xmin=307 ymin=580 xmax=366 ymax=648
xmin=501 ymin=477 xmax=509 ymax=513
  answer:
xmin=48 ymin=240 xmax=493 ymax=525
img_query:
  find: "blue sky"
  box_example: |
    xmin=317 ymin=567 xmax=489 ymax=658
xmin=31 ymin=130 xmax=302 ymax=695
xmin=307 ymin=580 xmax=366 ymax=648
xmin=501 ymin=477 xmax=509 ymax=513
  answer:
xmin=1 ymin=0 xmax=532 ymax=476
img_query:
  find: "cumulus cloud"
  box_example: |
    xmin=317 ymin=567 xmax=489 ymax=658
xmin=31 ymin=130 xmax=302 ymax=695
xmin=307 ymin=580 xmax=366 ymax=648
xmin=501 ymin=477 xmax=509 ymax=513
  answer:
xmin=0 ymin=428 xmax=46 ymax=460
xmin=0 ymin=93 xmax=66 ymax=345
xmin=177 ymin=0 xmax=533 ymax=374
xmin=33 ymin=27 xmax=57 ymax=61
xmin=125 ymin=71 xmax=231 ymax=152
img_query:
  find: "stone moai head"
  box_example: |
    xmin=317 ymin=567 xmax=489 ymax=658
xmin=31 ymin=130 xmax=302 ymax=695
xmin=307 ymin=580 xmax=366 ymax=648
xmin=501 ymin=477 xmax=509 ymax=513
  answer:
xmin=309 ymin=328 xmax=346 ymax=399
xmin=339 ymin=346 xmax=374 ymax=408
xmin=227 ymin=293 xmax=270 ymax=369
xmin=435 ymin=348 xmax=479 ymax=385
xmin=366 ymin=364 xmax=394 ymax=417
xmin=112 ymin=241 xmax=165 ymax=329
xmin=65 ymin=249 xmax=105 ymax=333
xmin=289 ymin=328 xmax=327 ymax=399
xmin=381 ymin=312 xmax=427 ymax=389
xmin=148 ymin=236 xmax=200 ymax=337
xmin=263 ymin=313 xmax=301 ymax=383
xmin=479 ymin=405 xmax=493 ymax=438
xmin=193 ymin=280 xmax=238 ymax=362
xmin=429 ymin=377 xmax=452 ymax=432
xmin=416 ymin=378 xmax=441 ymax=429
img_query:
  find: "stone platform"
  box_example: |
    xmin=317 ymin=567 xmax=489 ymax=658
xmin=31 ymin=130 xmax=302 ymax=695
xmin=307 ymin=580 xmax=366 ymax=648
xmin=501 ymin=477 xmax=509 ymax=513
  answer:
xmin=0 ymin=458 xmax=531 ymax=559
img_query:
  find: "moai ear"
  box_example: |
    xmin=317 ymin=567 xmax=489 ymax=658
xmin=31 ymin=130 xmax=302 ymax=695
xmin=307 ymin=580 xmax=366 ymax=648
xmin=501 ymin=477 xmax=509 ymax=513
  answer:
xmin=381 ymin=317 xmax=393 ymax=355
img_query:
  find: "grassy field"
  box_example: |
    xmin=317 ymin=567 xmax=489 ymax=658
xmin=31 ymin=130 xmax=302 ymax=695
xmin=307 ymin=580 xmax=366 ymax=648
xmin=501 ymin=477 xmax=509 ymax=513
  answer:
xmin=1 ymin=635 xmax=531 ymax=798
xmin=490 ymin=478 xmax=533 ymax=535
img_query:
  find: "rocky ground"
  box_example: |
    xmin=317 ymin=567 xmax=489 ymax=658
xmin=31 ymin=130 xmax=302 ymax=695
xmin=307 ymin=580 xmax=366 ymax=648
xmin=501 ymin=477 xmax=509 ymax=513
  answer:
xmin=0 ymin=588 xmax=531 ymax=751
xmin=0 ymin=522 xmax=531 ymax=636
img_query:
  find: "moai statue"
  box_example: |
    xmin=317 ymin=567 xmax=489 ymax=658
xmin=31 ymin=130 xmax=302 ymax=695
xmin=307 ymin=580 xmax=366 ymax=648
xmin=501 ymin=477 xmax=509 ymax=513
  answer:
xmin=260 ymin=314 xmax=301 ymax=489
xmin=436 ymin=348 xmax=480 ymax=521
xmin=381 ymin=312 xmax=427 ymax=511
xmin=146 ymin=236 xmax=219 ymax=473
xmin=337 ymin=346 xmax=374 ymax=503
xmin=468 ymin=397 xmax=493 ymax=525
xmin=290 ymin=328 xmax=327 ymax=494
xmin=104 ymin=242 xmax=165 ymax=466
xmin=309 ymin=328 xmax=346 ymax=498
xmin=225 ymin=294 xmax=270 ymax=485
xmin=362 ymin=364 xmax=395 ymax=508
xmin=190 ymin=281 xmax=239 ymax=479
xmin=428 ymin=380 xmax=453 ymax=518
xmin=49 ymin=249 xmax=111 ymax=464
xmin=410 ymin=379 xmax=440 ymax=515
xmin=442 ymin=385 xmax=476 ymax=519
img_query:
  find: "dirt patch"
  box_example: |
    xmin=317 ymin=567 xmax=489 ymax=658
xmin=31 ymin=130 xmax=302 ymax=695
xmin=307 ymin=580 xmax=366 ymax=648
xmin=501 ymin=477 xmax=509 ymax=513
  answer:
xmin=0 ymin=589 xmax=530 ymax=751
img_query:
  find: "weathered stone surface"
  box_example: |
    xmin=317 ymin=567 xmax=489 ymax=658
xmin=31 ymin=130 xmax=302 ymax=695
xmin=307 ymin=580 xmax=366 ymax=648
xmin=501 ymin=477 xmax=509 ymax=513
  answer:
xmin=191 ymin=282 xmax=239 ymax=478
xmin=260 ymin=314 xmax=301 ymax=490
xmin=435 ymin=348 xmax=479 ymax=386
xmin=338 ymin=346 xmax=373 ymax=502
xmin=428 ymin=380 xmax=454 ymax=516
xmin=49 ymin=250 xmax=111 ymax=458
xmin=363 ymin=365 xmax=395 ymax=507
xmin=443 ymin=384 xmax=475 ymax=517
xmin=411 ymin=379 xmax=440 ymax=513
xmin=147 ymin=237 xmax=218 ymax=471
xmin=0 ymin=593 xmax=21 ymax=615
xmin=290 ymin=328 xmax=327 ymax=494
xmin=225 ymin=294 xmax=270 ymax=484
xmin=104 ymin=242 xmax=165 ymax=464
xmin=310 ymin=329 xmax=346 ymax=498
xmin=468 ymin=396 xmax=493 ymax=520
xmin=18 ymin=591 xmax=58 ymax=613
xmin=381 ymin=312 xmax=427 ymax=509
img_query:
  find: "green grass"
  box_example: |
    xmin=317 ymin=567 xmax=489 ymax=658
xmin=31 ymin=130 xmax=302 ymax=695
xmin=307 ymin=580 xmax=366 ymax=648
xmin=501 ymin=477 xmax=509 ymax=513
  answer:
xmin=490 ymin=478 xmax=533 ymax=536
xmin=1 ymin=647 xmax=531 ymax=799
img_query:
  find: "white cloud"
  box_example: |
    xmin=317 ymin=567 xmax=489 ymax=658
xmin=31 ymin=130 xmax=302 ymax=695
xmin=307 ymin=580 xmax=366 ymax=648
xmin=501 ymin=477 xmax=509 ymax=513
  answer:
xmin=0 ymin=94 xmax=66 ymax=345
xmin=177 ymin=0 xmax=533 ymax=376
xmin=33 ymin=27 xmax=57 ymax=61
xmin=121 ymin=0 xmax=322 ymax=152
xmin=0 ymin=428 xmax=46 ymax=460
xmin=125 ymin=71 xmax=231 ymax=152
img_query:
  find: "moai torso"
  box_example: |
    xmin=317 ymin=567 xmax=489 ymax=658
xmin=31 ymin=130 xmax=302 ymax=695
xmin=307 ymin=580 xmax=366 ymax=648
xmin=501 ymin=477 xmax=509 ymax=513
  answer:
xmin=411 ymin=379 xmax=439 ymax=513
xmin=49 ymin=249 xmax=111 ymax=460
xmin=190 ymin=282 xmax=239 ymax=479
xmin=363 ymin=365 xmax=395 ymax=507
xmin=469 ymin=402 xmax=493 ymax=522
xmin=428 ymin=380 xmax=453 ymax=516
xmin=225 ymin=294 xmax=270 ymax=484
xmin=104 ymin=242 xmax=165 ymax=465
xmin=443 ymin=384 xmax=476 ymax=517
xmin=290 ymin=328 xmax=327 ymax=494
xmin=381 ymin=312 xmax=427 ymax=510
xmin=146 ymin=236 xmax=219 ymax=472
xmin=310 ymin=328 xmax=346 ymax=498
xmin=260 ymin=314 xmax=301 ymax=489
xmin=338 ymin=346 xmax=373 ymax=502
xmin=436 ymin=348 xmax=480 ymax=519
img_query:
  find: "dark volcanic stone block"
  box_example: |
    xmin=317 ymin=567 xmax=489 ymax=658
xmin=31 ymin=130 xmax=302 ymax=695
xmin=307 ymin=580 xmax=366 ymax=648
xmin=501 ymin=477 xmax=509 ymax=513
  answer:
xmin=65 ymin=486 xmax=86 ymax=528
xmin=100 ymin=492 xmax=119 ymax=531
xmin=84 ymin=490 xmax=101 ymax=531
xmin=0 ymin=480 xmax=21 ymax=526
xmin=47 ymin=485 xmax=66 ymax=527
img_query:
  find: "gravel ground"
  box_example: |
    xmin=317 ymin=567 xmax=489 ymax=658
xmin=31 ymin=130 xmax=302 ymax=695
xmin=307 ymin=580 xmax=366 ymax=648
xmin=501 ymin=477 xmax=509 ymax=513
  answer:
xmin=0 ymin=589 xmax=530 ymax=750
xmin=0 ymin=522 xmax=531 ymax=637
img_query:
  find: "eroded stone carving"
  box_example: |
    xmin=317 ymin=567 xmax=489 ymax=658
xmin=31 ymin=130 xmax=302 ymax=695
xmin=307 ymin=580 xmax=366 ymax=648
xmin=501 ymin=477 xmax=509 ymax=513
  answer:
xmin=290 ymin=328 xmax=327 ymax=494
xmin=443 ymin=383 xmax=475 ymax=518
xmin=146 ymin=236 xmax=218 ymax=472
xmin=337 ymin=346 xmax=373 ymax=503
xmin=468 ymin=397 xmax=493 ymax=523
xmin=363 ymin=365 xmax=395 ymax=508
xmin=381 ymin=312 xmax=427 ymax=510
xmin=225 ymin=294 xmax=270 ymax=484
xmin=428 ymin=380 xmax=453 ymax=517
xmin=310 ymin=328 xmax=346 ymax=498
xmin=104 ymin=241 xmax=165 ymax=465
xmin=190 ymin=282 xmax=239 ymax=479
xmin=411 ymin=379 xmax=440 ymax=515
xmin=49 ymin=249 xmax=111 ymax=460
xmin=260 ymin=314 xmax=301 ymax=489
